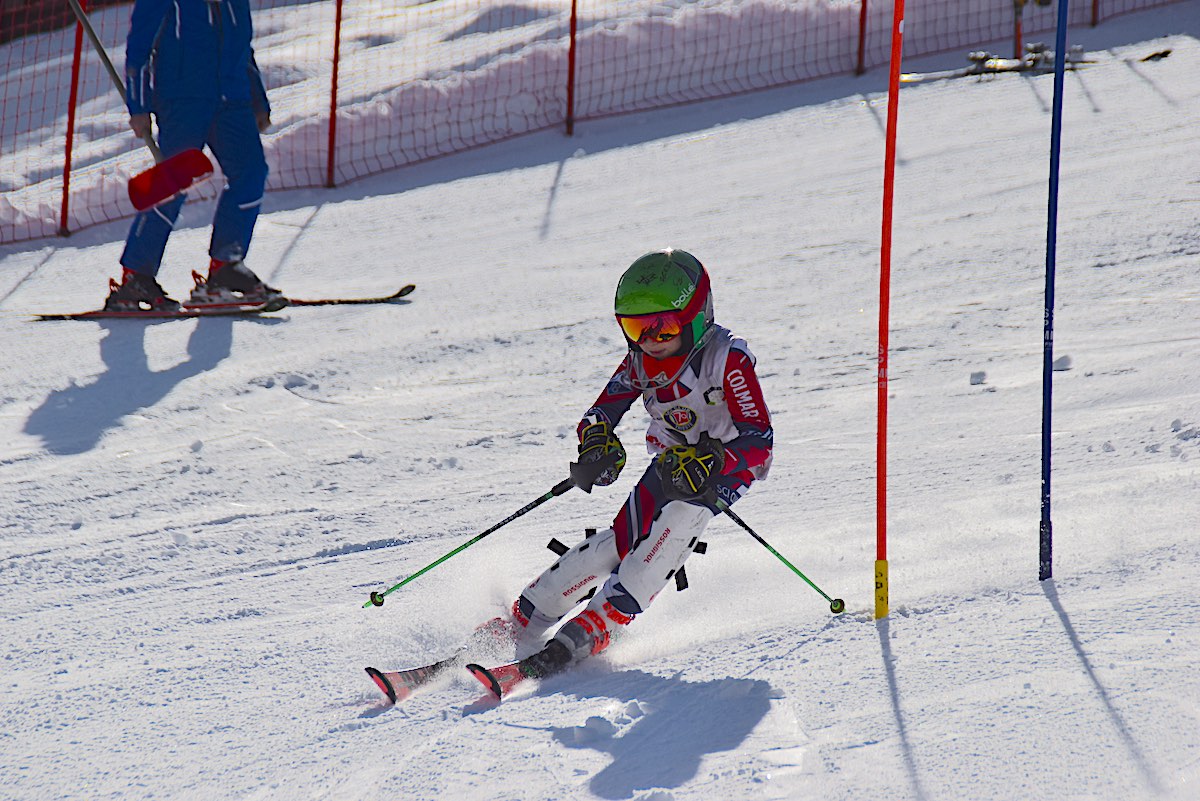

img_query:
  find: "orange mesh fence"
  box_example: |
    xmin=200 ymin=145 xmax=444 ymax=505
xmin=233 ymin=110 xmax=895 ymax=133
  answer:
xmin=0 ymin=0 xmax=1182 ymax=244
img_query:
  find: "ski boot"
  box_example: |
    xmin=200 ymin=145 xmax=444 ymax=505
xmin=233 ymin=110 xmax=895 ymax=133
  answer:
xmin=189 ymin=259 xmax=285 ymax=308
xmin=519 ymin=601 xmax=628 ymax=679
xmin=104 ymin=269 xmax=181 ymax=312
xmin=523 ymin=596 xmax=633 ymax=678
xmin=521 ymin=638 xmax=573 ymax=678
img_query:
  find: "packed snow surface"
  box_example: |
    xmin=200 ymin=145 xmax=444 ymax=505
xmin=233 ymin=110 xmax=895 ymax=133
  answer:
xmin=1 ymin=3 xmax=1198 ymax=799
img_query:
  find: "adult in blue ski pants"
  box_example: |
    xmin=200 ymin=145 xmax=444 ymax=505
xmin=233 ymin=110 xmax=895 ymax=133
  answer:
xmin=119 ymin=0 xmax=271 ymax=283
xmin=120 ymin=99 xmax=268 ymax=276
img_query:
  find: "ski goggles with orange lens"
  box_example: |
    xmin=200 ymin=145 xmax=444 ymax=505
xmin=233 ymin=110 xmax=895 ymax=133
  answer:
xmin=617 ymin=311 xmax=685 ymax=344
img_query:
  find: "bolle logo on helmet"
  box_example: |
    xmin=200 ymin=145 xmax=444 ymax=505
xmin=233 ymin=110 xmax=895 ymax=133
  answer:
xmin=672 ymin=283 xmax=696 ymax=309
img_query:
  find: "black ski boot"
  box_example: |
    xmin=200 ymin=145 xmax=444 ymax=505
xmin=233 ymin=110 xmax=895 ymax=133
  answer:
xmin=104 ymin=270 xmax=181 ymax=312
xmin=190 ymin=259 xmax=284 ymax=307
xmin=520 ymin=638 xmax=573 ymax=678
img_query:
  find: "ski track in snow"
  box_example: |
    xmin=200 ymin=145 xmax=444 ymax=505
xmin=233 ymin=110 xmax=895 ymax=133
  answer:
xmin=1 ymin=3 xmax=1199 ymax=799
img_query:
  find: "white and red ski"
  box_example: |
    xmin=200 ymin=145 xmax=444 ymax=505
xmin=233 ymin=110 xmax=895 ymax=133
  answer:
xmin=364 ymin=615 xmax=512 ymax=705
xmin=465 ymin=661 xmax=533 ymax=701
xmin=365 ymin=657 xmax=460 ymax=705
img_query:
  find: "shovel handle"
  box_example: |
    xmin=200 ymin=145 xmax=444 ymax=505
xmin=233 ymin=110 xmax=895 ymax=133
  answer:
xmin=65 ymin=0 xmax=165 ymax=163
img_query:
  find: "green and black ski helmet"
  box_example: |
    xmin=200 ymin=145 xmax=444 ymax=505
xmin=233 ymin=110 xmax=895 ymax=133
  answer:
xmin=614 ymin=249 xmax=715 ymax=387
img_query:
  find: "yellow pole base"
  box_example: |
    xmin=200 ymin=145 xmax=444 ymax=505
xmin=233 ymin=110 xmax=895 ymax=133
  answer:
xmin=875 ymin=559 xmax=889 ymax=619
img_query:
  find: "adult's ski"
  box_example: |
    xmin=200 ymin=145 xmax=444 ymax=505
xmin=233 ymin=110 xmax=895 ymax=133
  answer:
xmin=364 ymin=615 xmax=512 ymax=705
xmin=33 ymin=285 xmax=413 ymax=321
xmin=287 ymin=284 xmax=415 ymax=307
xmin=35 ymin=301 xmax=278 ymax=321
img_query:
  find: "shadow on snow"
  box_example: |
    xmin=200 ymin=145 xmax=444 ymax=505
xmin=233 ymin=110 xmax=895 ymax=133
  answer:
xmin=23 ymin=315 xmax=277 ymax=455
xmin=469 ymin=667 xmax=774 ymax=800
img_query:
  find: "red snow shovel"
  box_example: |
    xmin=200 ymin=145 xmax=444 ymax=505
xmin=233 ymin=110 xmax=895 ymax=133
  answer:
xmin=126 ymin=148 xmax=213 ymax=210
xmin=66 ymin=0 xmax=214 ymax=211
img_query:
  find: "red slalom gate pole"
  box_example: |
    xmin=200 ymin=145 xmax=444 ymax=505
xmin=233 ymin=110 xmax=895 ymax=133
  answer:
xmin=875 ymin=0 xmax=905 ymax=621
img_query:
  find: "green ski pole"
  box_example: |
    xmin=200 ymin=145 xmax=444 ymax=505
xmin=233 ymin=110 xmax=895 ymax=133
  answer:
xmin=363 ymin=478 xmax=575 ymax=608
xmin=361 ymin=451 xmax=627 ymax=608
xmin=716 ymin=499 xmax=845 ymax=614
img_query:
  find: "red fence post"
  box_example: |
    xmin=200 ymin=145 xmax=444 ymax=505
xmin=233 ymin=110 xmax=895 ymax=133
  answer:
xmin=565 ymin=0 xmax=578 ymax=135
xmin=856 ymin=0 xmax=868 ymax=75
xmin=326 ymin=0 xmax=345 ymax=188
xmin=60 ymin=0 xmax=88 ymax=236
xmin=1013 ymin=0 xmax=1024 ymax=59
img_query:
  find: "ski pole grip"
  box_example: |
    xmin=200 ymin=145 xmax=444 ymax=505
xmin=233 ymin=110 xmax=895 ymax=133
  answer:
xmin=568 ymin=450 xmax=620 ymax=494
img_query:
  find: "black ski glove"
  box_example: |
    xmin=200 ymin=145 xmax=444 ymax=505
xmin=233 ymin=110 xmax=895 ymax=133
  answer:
xmin=658 ymin=437 xmax=725 ymax=501
xmin=577 ymin=421 xmax=626 ymax=487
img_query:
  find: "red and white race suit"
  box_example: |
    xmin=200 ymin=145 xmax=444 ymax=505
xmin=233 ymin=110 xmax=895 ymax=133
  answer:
xmin=514 ymin=325 xmax=773 ymax=661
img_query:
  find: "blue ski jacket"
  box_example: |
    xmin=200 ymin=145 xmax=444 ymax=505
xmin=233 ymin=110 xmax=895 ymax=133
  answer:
xmin=125 ymin=0 xmax=270 ymax=116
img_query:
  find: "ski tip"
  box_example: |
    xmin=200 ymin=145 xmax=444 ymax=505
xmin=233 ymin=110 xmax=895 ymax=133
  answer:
xmin=395 ymin=284 xmax=416 ymax=299
xmin=364 ymin=666 xmax=397 ymax=705
xmin=465 ymin=663 xmax=503 ymax=700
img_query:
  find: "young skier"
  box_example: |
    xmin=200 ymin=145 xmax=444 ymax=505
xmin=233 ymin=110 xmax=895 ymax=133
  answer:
xmin=509 ymin=248 xmax=774 ymax=677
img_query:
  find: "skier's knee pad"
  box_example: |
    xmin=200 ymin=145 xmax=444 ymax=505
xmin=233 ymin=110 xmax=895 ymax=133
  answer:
xmin=520 ymin=527 xmax=620 ymax=621
xmin=608 ymin=501 xmax=712 ymax=614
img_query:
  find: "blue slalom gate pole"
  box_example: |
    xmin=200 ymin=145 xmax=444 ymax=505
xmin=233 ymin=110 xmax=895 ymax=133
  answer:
xmin=1040 ymin=0 xmax=1071 ymax=582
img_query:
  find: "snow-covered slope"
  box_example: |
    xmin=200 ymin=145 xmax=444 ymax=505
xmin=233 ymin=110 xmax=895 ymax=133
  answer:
xmin=1 ymin=4 xmax=1198 ymax=799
